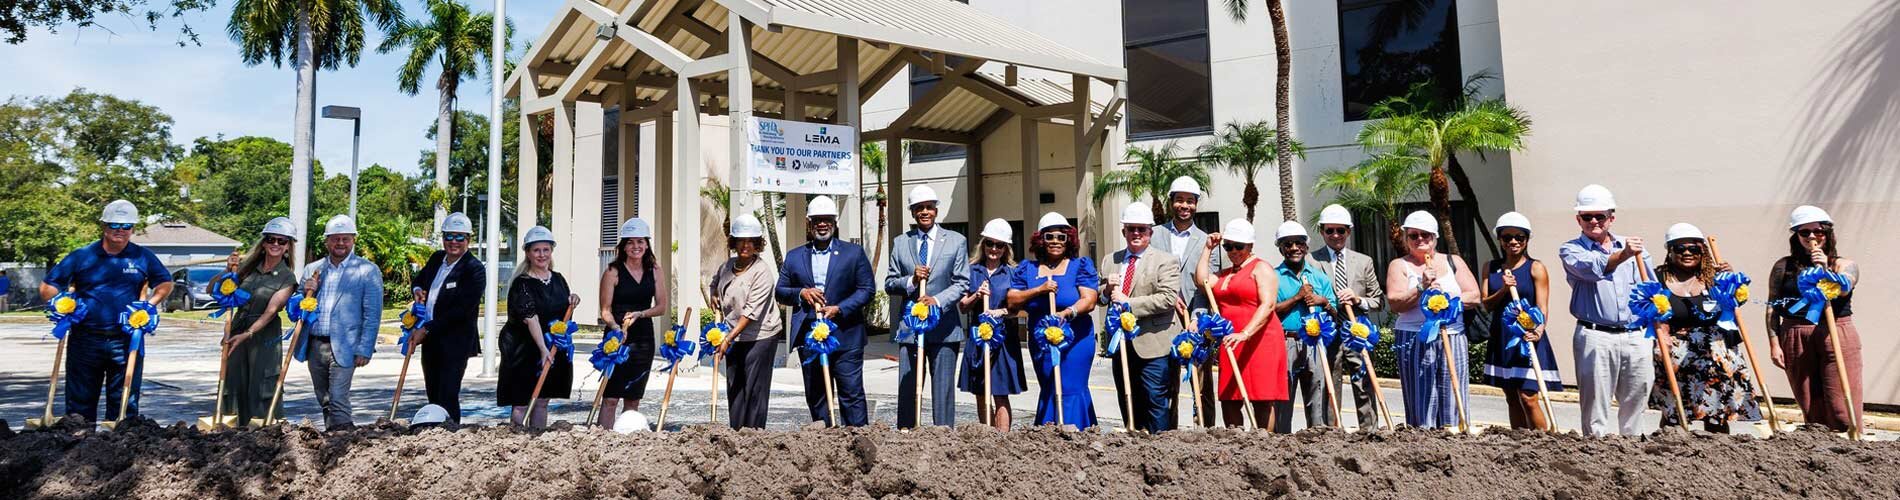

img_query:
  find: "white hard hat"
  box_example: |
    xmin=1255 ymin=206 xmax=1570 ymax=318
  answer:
xmin=1037 ymin=212 xmax=1070 ymax=231
xmin=410 ymin=404 xmax=450 ymax=426
xmin=1494 ymin=212 xmax=1532 ymax=235
xmin=1665 ymin=223 xmax=1705 ymax=244
xmin=1275 ymin=221 xmax=1308 ymax=241
xmin=1401 ymin=211 xmax=1439 ymax=235
xmin=907 ymin=185 xmax=939 ymax=208
xmin=442 ymin=212 xmax=473 ymax=234
xmin=261 ymin=217 xmax=298 ymax=239
xmin=1573 ymin=184 xmax=1617 ymax=212
xmin=980 ymin=218 xmax=1013 ymax=243
xmin=731 ymin=214 xmax=766 ymax=238
xmin=1167 ymin=176 xmax=1204 ymax=198
xmin=1318 ymin=204 xmax=1353 ymax=227
xmin=1222 ymin=219 xmax=1256 ymax=244
xmin=613 ymin=410 xmax=652 ymax=433
xmin=618 ymin=218 xmax=652 ymax=239
xmin=807 ymin=196 xmax=839 ymax=218
xmin=1119 ymin=203 xmax=1154 ymax=226
xmin=1788 ymin=205 xmax=1832 ymax=229
xmin=100 ymin=199 xmax=139 ymax=224
xmin=522 ymin=225 xmax=555 ymax=248
xmin=323 ymin=215 xmax=358 ymax=236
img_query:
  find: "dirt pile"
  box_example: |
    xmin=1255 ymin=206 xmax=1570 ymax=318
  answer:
xmin=2 ymin=418 xmax=1896 ymax=499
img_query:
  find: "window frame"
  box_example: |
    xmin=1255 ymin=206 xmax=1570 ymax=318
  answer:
xmin=1334 ymin=0 xmax=1464 ymax=123
xmin=1121 ymin=0 xmax=1216 ymax=140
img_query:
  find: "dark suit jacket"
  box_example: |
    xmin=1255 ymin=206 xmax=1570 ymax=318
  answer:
xmin=410 ymin=251 xmax=486 ymax=358
xmin=775 ymin=240 xmax=875 ymax=349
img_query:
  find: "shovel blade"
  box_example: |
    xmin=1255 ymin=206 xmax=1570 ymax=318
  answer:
xmin=196 ymin=415 xmax=240 ymax=431
xmin=23 ymin=416 xmax=61 ymax=430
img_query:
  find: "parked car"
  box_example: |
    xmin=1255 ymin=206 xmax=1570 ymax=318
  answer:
xmin=167 ymin=267 xmax=222 ymax=312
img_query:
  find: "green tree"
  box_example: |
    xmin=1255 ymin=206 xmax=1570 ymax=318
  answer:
xmin=1090 ymin=141 xmax=1209 ymax=222
xmin=700 ymin=178 xmax=731 ymax=238
xmin=2 ymin=0 xmax=214 ymax=45
xmin=378 ymin=0 xmax=505 ymax=236
xmin=1355 ymin=72 xmax=1532 ymax=257
xmin=0 ymin=89 xmax=188 ymax=263
xmin=1221 ymin=0 xmax=1297 ymax=221
xmin=1197 ymin=121 xmax=1305 ymax=223
xmin=353 ymin=213 xmax=434 ymax=302
xmin=860 ymin=141 xmax=890 ymax=277
xmin=417 ymin=104 xmax=524 ymax=227
xmin=184 ymin=135 xmax=295 ymax=239
xmin=1314 ymin=152 xmax=1428 ymax=255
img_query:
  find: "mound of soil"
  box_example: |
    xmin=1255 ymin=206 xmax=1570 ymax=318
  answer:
xmin=2 ymin=417 xmax=1896 ymax=499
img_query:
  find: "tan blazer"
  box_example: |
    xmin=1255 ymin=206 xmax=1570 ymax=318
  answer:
xmin=1105 ymin=249 xmax=1182 ymax=359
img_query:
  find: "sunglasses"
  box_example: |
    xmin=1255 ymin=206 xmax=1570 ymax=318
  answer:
xmin=982 ymin=240 xmax=1009 ymax=249
xmin=1796 ymin=228 xmax=1828 ymax=238
xmin=1670 ymin=244 xmax=1704 ymax=255
xmin=1278 ymin=239 xmax=1307 ymax=249
xmin=1499 ymin=233 xmax=1528 ymax=243
xmin=1405 ymin=232 xmax=1434 ymax=240
xmin=1123 ymin=226 xmax=1152 ymax=234
xmin=1577 ymin=213 xmax=1610 ymax=223
xmin=105 ymin=222 xmax=135 ymax=231
xmin=262 ymin=236 xmax=292 ymax=246
xmin=1222 ymin=242 xmax=1248 ymax=252
xmin=1043 ymin=233 xmax=1069 ymax=243
xmin=1322 ymin=228 xmax=1349 ymax=236
xmin=443 ymin=234 xmax=469 ymax=242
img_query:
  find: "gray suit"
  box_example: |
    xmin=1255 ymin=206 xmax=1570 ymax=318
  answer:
xmin=884 ymin=226 xmax=970 ymax=428
xmin=1150 ymin=220 xmax=1223 ymax=427
xmin=1310 ymin=245 xmax=1386 ymax=429
xmin=1106 ymin=248 xmax=1182 ymax=432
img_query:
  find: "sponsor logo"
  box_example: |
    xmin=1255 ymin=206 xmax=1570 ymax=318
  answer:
xmin=804 ymin=126 xmax=841 ymax=145
xmin=758 ymin=120 xmax=786 ymax=142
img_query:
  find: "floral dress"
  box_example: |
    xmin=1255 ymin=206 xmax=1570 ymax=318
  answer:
xmin=1652 ymin=291 xmax=1762 ymax=428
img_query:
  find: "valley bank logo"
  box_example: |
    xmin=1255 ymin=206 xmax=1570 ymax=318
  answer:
xmin=804 ymin=126 xmax=842 ymax=146
xmin=757 ymin=120 xmax=787 ymax=144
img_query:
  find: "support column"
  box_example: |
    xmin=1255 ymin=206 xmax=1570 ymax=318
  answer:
xmin=728 ymin=16 xmax=756 ymax=220
xmin=884 ymin=135 xmax=903 ymax=283
xmin=836 ymin=37 xmax=862 ymax=242
xmin=518 ymin=84 xmax=542 ymax=244
xmin=654 ymin=113 xmax=675 ymax=334
xmin=1072 ymin=74 xmax=1093 ymax=256
xmin=549 ymin=102 xmax=576 ymax=279
xmin=570 ymin=102 xmax=606 ymax=325
xmin=676 ymin=76 xmax=705 ymax=309
xmin=783 ymin=80 xmax=807 ymax=247
xmin=618 ymin=104 xmax=640 ymax=220
xmin=1020 ymin=118 xmax=1040 ymax=235
xmin=966 ymin=142 xmax=983 ymax=231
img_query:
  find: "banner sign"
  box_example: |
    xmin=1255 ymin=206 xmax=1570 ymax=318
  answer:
xmin=744 ymin=116 xmax=857 ymax=195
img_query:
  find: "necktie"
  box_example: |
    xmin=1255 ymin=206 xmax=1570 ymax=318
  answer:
xmin=1330 ymin=248 xmax=1349 ymax=291
xmin=917 ymin=232 xmax=929 ymax=268
xmin=1122 ymin=255 xmax=1138 ymax=293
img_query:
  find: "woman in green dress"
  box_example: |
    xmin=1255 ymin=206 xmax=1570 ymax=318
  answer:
xmin=214 ymin=217 xmax=300 ymax=425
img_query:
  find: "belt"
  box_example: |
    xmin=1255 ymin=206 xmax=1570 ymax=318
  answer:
xmin=1578 ymin=320 xmax=1636 ymax=333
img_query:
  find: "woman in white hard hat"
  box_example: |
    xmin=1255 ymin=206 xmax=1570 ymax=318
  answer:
xmin=214 ymin=217 xmax=302 ymax=425
xmin=958 ymin=218 xmax=1026 ymax=430
xmin=1385 ymin=211 xmax=1481 ymax=430
xmin=498 ymin=226 xmax=579 ymax=428
xmin=1767 ymin=205 xmax=1862 ymax=432
xmin=594 ymin=217 xmax=670 ymax=430
xmin=1196 ymin=218 xmax=1287 ymax=428
xmin=1649 ymin=223 xmax=1760 ymax=433
xmin=1478 ymin=212 xmax=1559 ymax=430
xmin=711 ymin=214 xmax=782 ymax=429
xmin=1006 ymin=212 xmax=1100 ymax=428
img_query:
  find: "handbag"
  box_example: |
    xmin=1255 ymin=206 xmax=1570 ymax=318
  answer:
xmin=1456 ymin=257 xmax=1492 ymax=345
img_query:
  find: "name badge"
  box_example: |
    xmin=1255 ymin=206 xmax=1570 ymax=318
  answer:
xmin=445 ymin=282 xmax=457 ymax=290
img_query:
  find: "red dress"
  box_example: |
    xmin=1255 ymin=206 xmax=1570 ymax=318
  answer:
xmin=1213 ymin=258 xmax=1289 ymax=401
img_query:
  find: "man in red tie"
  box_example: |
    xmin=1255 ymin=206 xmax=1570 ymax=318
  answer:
xmin=1105 ymin=202 xmax=1183 ymax=432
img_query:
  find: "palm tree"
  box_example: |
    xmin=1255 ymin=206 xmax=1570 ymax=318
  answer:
xmin=1355 ymin=72 xmax=1532 ymax=257
xmin=229 ymin=0 xmax=402 ymax=263
xmin=1090 ymin=142 xmax=1210 ymax=222
xmin=1314 ymin=152 xmax=1428 ymax=255
xmin=1221 ymin=0 xmax=1297 ymax=221
xmin=700 ymin=178 xmax=731 ymax=237
xmin=860 ymin=141 xmax=890 ymax=276
xmin=379 ymin=0 xmax=506 ymax=238
xmin=1197 ymin=121 xmax=1305 ymax=223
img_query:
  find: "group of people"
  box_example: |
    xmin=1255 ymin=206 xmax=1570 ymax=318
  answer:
xmin=36 ymin=179 xmax=1863 ymax=436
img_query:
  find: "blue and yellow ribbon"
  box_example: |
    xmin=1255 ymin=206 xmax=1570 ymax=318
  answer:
xmin=1710 ymin=271 xmax=1750 ymax=330
xmin=286 ymin=292 xmax=318 ymax=326
xmin=1416 ymin=289 xmax=1461 ymax=344
xmin=1195 ymin=311 xmax=1235 ymax=341
xmin=1338 ymin=316 xmax=1381 ymax=353
xmin=119 ymin=301 xmax=160 ymax=353
xmin=1034 ymin=315 xmax=1074 ymax=365
xmin=1171 ymin=331 xmax=1209 ymax=382
xmin=898 ymin=300 xmax=940 ymax=344
xmin=1102 ymin=302 xmax=1139 ymax=357
xmin=1299 ymin=309 xmax=1336 ymax=347
xmin=1790 ymin=266 xmax=1852 ymax=324
xmin=658 ymin=322 xmax=697 ymax=371
xmin=44 ymin=291 xmax=87 ymax=340
xmin=1501 ymin=299 xmax=1545 ymax=358
xmin=1627 ymin=281 xmax=1672 ymax=339
xmin=208 ymin=272 xmax=250 ymax=319
xmin=699 ymin=320 xmax=733 ymax=360
xmin=545 ymin=318 xmax=577 ymax=361
xmin=396 ymin=303 xmax=427 ymax=356
xmin=802 ymin=318 xmax=841 ymax=366
xmin=589 ymin=329 xmax=632 ymax=375
xmin=969 ymin=313 xmax=1006 ymax=351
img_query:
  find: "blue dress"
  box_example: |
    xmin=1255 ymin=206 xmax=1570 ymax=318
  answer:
xmin=959 ymin=262 xmax=1027 ymax=395
xmin=1011 ymin=257 xmax=1099 ymax=427
xmin=1482 ymin=258 xmax=1562 ymax=393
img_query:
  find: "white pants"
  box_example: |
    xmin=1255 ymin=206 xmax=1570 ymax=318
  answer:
xmin=1573 ymin=324 xmax=1653 ymax=436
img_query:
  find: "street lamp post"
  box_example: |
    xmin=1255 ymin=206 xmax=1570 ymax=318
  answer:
xmin=321 ymin=105 xmax=363 ymax=220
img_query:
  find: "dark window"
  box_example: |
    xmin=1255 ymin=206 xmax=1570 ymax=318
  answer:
xmin=1122 ymin=0 xmax=1213 ymax=139
xmin=1337 ymin=0 xmax=1463 ymax=121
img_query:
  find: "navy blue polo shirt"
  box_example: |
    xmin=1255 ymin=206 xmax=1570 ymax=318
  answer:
xmin=43 ymin=241 xmax=170 ymax=332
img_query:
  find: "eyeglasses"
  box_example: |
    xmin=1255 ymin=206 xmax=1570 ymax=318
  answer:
xmin=1499 ymin=233 xmax=1528 ymax=243
xmin=1222 ymin=242 xmax=1248 ymax=252
xmin=105 ymin=223 xmax=135 ymax=231
xmin=1278 ymin=239 xmax=1307 ymax=249
xmin=442 ymin=234 xmax=469 ymax=242
xmin=1577 ymin=213 xmax=1610 ymax=223
xmin=1405 ymin=232 xmax=1434 ymax=240
xmin=1322 ymin=227 xmax=1349 ymax=236
xmin=262 ymin=236 xmax=292 ymax=246
xmin=1670 ymin=244 xmax=1704 ymax=255
xmin=1042 ymin=233 xmax=1069 ymax=243
xmin=1122 ymin=226 xmax=1152 ymax=234
xmin=1796 ymin=228 xmax=1828 ymax=238
xmin=982 ymin=241 xmax=1009 ymax=249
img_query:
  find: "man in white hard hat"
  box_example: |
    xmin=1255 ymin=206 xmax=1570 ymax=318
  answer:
xmin=776 ymin=195 xmax=875 ymax=427
xmin=1557 ymin=184 xmax=1652 ymax=436
xmin=406 ymin=212 xmax=485 ymax=423
xmin=1308 ymin=204 xmax=1385 ymax=429
xmin=885 ymin=185 xmax=970 ymax=428
xmin=1105 ymin=202 xmax=1183 ymax=432
xmin=39 ymin=199 xmax=174 ymax=423
xmin=1267 ymin=221 xmax=1341 ymax=432
xmin=1146 ymin=175 xmax=1224 ymax=427
xmin=298 ymin=214 xmax=386 ymax=430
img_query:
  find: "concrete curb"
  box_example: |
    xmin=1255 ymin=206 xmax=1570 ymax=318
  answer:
xmin=1373 ymin=379 xmax=1900 ymax=431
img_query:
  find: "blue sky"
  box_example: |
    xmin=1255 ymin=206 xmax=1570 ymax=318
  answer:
xmin=0 ymin=0 xmax=562 ymax=177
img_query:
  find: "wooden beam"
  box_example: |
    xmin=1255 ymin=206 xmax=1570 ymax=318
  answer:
xmin=900 ymin=128 xmax=976 ymax=145
xmin=882 ymin=58 xmax=986 ymax=135
xmin=1084 ymin=96 xmax=1124 ymax=147
xmin=859 ymin=49 xmax=911 ymax=99
xmin=551 ymin=38 xmax=617 ymax=101
xmin=615 ymin=0 xmax=704 ymax=108
xmin=897 ymin=51 xmax=1029 ymax=114
xmin=618 ymin=25 xmax=693 ymax=70
xmin=537 ymin=61 xmax=630 ymax=83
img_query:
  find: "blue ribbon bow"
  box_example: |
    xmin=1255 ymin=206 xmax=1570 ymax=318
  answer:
xmin=1195 ymin=311 xmax=1235 ymax=342
xmin=119 ymin=301 xmax=160 ymax=353
xmin=897 ymin=300 xmax=940 ymax=344
xmin=1710 ymin=271 xmax=1751 ymax=330
xmin=1102 ymin=302 xmax=1140 ymax=357
xmin=1416 ymin=289 xmax=1462 ymax=344
xmin=44 ymin=291 xmax=88 ymax=340
xmin=396 ymin=303 xmax=428 ymax=356
xmin=1298 ymin=309 xmax=1337 ymax=347
xmin=698 ymin=321 xmax=734 ymax=360
xmin=1791 ymin=266 xmax=1852 ymax=324
xmin=545 ymin=319 xmax=577 ymax=361
xmin=969 ymin=313 xmax=1007 ymax=351
xmin=1170 ymin=331 xmax=1210 ymax=381
xmin=658 ymin=323 xmax=697 ymax=372
xmin=1033 ymin=316 xmax=1075 ymax=366
xmin=1338 ymin=316 xmax=1381 ymax=353
xmin=208 ymin=272 xmax=251 ymax=319
xmin=589 ymin=329 xmax=633 ymax=374
xmin=802 ymin=318 xmax=842 ymax=366
xmin=285 ymin=292 xmax=318 ymax=326
xmin=1627 ymin=281 xmax=1672 ymax=339
xmin=1501 ymin=299 xmax=1545 ymax=358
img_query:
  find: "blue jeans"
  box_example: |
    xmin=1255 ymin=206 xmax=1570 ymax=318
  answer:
xmin=65 ymin=328 xmax=144 ymax=423
xmin=1113 ymin=353 xmax=1180 ymax=433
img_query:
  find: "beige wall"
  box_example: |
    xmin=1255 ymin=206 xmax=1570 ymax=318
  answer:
xmin=1499 ymin=0 xmax=1900 ymax=404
